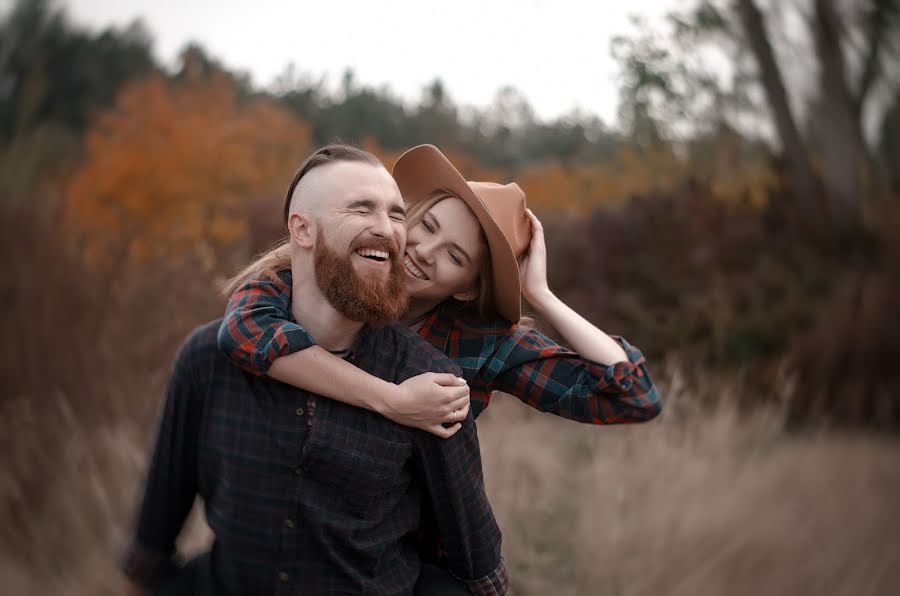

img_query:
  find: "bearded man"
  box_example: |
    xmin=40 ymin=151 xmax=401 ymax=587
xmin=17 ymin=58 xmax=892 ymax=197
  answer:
xmin=122 ymin=145 xmax=508 ymax=595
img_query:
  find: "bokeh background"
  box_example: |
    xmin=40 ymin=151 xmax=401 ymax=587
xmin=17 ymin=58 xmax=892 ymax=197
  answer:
xmin=2 ymin=0 xmax=899 ymax=594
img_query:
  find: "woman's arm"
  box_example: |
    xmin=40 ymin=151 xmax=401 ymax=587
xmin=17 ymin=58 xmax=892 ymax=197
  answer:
xmin=475 ymin=209 xmax=661 ymax=423
xmin=217 ymin=274 xmax=470 ymax=437
xmin=519 ymin=209 xmax=627 ymax=364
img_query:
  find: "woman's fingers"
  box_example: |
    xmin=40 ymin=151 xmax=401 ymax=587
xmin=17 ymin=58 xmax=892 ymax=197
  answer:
xmin=431 ymin=373 xmax=468 ymax=386
xmin=446 ymin=394 xmax=470 ymax=414
xmin=427 ymin=422 xmax=462 ymax=439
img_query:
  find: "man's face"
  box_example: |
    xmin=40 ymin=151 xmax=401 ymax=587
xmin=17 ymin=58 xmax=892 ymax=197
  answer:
xmin=312 ymin=161 xmax=409 ymax=325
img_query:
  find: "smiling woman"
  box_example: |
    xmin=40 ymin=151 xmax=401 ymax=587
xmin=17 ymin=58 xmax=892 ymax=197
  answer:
xmin=401 ymin=192 xmax=486 ymax=319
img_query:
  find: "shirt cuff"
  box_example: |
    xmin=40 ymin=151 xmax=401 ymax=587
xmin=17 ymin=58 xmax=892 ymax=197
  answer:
xmin=592 ymin=336 xmax=646 ymax=393
xmin=261 ymin=323 xmax=318 ymax=371
xmin=463 ymin=556 xmax=510 ymax=595
xmin=120 ymin=540 xmax=178 ymax=586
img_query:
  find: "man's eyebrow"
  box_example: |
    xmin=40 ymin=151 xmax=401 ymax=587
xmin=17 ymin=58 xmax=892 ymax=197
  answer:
xmin=346 ymin=199 xmax=376 ymax=210
xmin=427 ymin=213 xmax=472 ymax=263
xmin=346 ymin=199 xmax=405 ymax=217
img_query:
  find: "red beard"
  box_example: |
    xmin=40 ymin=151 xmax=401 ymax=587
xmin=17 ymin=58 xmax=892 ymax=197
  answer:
xmin=313 ymin=229 xmax=409 ymax=327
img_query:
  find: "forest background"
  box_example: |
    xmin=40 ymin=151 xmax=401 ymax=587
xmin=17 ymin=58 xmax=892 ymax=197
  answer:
xmin=2 ymin=0 xmax=900 ymax=594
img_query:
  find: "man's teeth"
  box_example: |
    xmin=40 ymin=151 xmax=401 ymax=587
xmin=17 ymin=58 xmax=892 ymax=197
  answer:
xmin=404 ymin=255 xmax=428 ymax=280
xmin=356 ymin=248 xmax=389 ymax=261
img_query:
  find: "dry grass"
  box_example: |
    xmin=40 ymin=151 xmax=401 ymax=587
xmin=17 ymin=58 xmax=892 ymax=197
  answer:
xmin=478 ymin=366 xmax=900 ymax=595
xmin=1 ymin=359 xmax=898 ymax=595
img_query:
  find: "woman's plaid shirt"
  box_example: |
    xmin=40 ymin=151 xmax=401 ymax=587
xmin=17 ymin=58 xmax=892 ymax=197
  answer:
xmin=123 ymin=320 xmax=508 ymax=595
xmin=218 ymin=272 xmax=661 ymax=424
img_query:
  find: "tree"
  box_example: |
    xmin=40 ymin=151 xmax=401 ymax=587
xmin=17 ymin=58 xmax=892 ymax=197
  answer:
xmin=614 ymin=0 xmax=900 ymax=226
xmin=66 ymin=66 xmax=311 ymax=268
xmin=0 ymin=0 xmax=155 ymax=141
xmin=735 ymin=0 xmax=815 ymax=208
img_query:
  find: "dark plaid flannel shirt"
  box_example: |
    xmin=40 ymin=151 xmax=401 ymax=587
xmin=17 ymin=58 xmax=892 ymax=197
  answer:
xmin=218 ymin=272 xmax=661 ymax=423
xmin=123 ymin=319 xmax=508 ymax=595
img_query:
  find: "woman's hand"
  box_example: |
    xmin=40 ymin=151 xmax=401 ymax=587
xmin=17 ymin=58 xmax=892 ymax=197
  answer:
xmin=519 ymin=208 xmax=552 ymax=307
xmin=381 ymin=373 xmax=471 ymax=438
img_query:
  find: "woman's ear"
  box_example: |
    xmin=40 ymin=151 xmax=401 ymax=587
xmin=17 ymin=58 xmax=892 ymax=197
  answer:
xmin=288 ymin=212 xmax=315 ymax=249
xmin=452 ymin=283 xmax=479 ymax=302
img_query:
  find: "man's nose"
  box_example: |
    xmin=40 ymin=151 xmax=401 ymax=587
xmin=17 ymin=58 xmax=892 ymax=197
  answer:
xmin=368 ymin=210 xmax=393 ymax=238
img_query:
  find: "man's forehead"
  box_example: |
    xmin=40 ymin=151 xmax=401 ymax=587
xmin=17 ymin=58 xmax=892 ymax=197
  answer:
xmin=311 ymin=161 xmax=398 ymax=199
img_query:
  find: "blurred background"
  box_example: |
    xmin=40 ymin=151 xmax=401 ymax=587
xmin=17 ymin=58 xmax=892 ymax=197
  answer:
xmin=1 ymin=0 xmax=899 ymax=594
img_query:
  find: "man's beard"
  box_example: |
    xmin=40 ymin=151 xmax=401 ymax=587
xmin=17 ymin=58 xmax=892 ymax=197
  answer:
xmin=313 ymin=229 xmax=408 ymax=327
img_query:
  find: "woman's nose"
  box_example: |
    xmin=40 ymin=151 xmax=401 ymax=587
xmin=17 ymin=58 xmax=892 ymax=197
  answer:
xmin=414 ymin=240 xmax=436 ymax=264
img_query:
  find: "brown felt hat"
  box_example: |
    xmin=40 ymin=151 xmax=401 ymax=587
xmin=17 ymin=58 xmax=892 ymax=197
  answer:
xmin=392 ymin=145 xmax=531 ymax=323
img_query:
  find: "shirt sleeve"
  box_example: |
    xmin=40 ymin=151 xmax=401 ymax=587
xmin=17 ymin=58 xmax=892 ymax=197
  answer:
xmin=121 ymin=335 xmax=205 ymax=587
xmin=410 ymin=413 xmax=509 ymax=595
xmin=217 ymin=274 xmax=317 ymax=375
xmin=483 ymin=328 xmax=662 ymax=424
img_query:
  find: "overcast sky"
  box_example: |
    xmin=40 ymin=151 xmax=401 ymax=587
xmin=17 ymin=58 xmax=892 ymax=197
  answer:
xmin=56 ymin=0 xmax=678 ymax=126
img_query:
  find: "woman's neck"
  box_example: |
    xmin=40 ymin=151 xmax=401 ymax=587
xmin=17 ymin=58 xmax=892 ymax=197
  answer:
xmin=401 ymin=298 xmax=440 ymax=330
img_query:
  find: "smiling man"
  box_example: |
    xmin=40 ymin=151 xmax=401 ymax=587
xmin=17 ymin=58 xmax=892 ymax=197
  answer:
xmin=122 ymin=145 xmax=508 ymax=595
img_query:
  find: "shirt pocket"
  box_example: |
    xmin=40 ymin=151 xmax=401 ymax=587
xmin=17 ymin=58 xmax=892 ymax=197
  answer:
xmin=305 ymin=425 xmax=413 ymax=514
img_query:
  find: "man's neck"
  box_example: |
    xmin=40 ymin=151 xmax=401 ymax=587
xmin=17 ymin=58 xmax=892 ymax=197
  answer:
xmin=291 ymin=263 xmax=364 ymax=353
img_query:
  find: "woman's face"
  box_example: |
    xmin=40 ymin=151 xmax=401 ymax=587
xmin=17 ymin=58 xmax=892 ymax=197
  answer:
xmin=402 ymin=197 xmax=485 ymax=305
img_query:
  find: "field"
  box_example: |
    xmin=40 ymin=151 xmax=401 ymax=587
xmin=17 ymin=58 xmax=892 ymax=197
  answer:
xmin=2 ymin=350 xmax=898 ymax=595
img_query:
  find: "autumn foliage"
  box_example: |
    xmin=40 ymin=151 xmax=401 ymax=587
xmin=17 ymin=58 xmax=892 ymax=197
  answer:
xmin=65 ymin=64 xmax=311 ymax=268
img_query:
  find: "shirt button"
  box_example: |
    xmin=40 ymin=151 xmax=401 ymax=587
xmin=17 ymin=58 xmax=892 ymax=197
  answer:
xmin=294 ymin=466 xmax=302 ymax=475
xmin=285 ymin=518 xmax=295 ymax=529
xmin=295 ymin=407 xmax=304 ymax=417
xmin=278 ymin=571 xmax=290 ymax=582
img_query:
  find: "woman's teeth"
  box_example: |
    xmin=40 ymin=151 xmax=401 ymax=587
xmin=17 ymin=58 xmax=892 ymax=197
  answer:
xmin=404 ymin=255 xmax=428 ymax=280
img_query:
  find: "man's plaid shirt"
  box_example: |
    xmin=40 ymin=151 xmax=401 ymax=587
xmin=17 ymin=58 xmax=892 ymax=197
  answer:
xmin=123 ymin=319 xmax=508 ymax=595
xmin=218 ymin=272 xmax=661 ymax=423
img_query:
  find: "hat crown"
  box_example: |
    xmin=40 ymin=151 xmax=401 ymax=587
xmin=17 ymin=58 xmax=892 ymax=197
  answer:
xmin=466 ymin=181 xmax=530 ymax=259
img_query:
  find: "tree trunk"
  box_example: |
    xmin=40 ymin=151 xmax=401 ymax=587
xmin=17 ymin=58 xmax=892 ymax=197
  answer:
xmin=734 ymin=0 xmax=816 ymax=210
xmin=812 ymin=0 xmax=867 ymax=228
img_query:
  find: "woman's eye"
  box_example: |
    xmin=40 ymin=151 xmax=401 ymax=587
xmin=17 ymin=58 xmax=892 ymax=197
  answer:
xmin=449 ymin=252 xmax=462 ymax=266
xmin=423 ymin=221 xmax=434 ymax=233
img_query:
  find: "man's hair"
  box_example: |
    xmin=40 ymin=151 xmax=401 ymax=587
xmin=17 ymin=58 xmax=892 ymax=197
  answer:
xmin=222 ymin=144 xmax=381 ymax=298
xmin=282 ymin=144 xmax=382 ymax=225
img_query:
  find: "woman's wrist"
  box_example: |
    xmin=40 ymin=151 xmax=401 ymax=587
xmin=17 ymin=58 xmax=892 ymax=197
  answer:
xmin=370 ymin=379 xmax=401 ymax=417
xmin=525 ymin=287 xmax=558 ymax=315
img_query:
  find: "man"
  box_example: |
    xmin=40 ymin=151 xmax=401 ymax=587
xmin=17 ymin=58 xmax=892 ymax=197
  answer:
xmin=122 ymin=145 xmax=508 ymax=595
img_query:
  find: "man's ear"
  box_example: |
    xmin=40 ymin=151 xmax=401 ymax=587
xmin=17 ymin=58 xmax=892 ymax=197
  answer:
xmin=451 ymin=283 xmax=479 ymax=302
xmin=287 ymin=212 xmax=315 ymax=249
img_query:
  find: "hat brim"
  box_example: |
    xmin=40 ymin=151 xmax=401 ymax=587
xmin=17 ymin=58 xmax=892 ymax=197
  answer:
xmin=392 ymin=145 xmax=521 ymax=323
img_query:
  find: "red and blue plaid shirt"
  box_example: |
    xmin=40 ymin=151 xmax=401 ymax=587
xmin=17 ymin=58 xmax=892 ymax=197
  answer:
xmin=218 ymin=271 xmax=661 ymax=424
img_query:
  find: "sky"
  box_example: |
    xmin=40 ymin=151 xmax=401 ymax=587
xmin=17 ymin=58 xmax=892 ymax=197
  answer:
xmin=57 ymin=0 xmax=678 ymax=127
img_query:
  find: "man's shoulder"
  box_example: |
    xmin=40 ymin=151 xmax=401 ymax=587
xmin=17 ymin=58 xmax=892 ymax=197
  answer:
xmin=372 ymin=323 xmax=461 ymax=381
xmin=174 ymin=318 xmax=227 ymax=371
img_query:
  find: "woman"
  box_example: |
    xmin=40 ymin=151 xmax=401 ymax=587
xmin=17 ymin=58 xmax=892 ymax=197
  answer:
xmin=218 ymin=144 xmax=661 ymax=437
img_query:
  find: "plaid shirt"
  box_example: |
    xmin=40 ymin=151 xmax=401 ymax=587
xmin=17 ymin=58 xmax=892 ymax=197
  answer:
xmin=124 ymin=320 xmax=508 ymax=595
xmin=219 ymin=272 xmax=661 ymax=423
